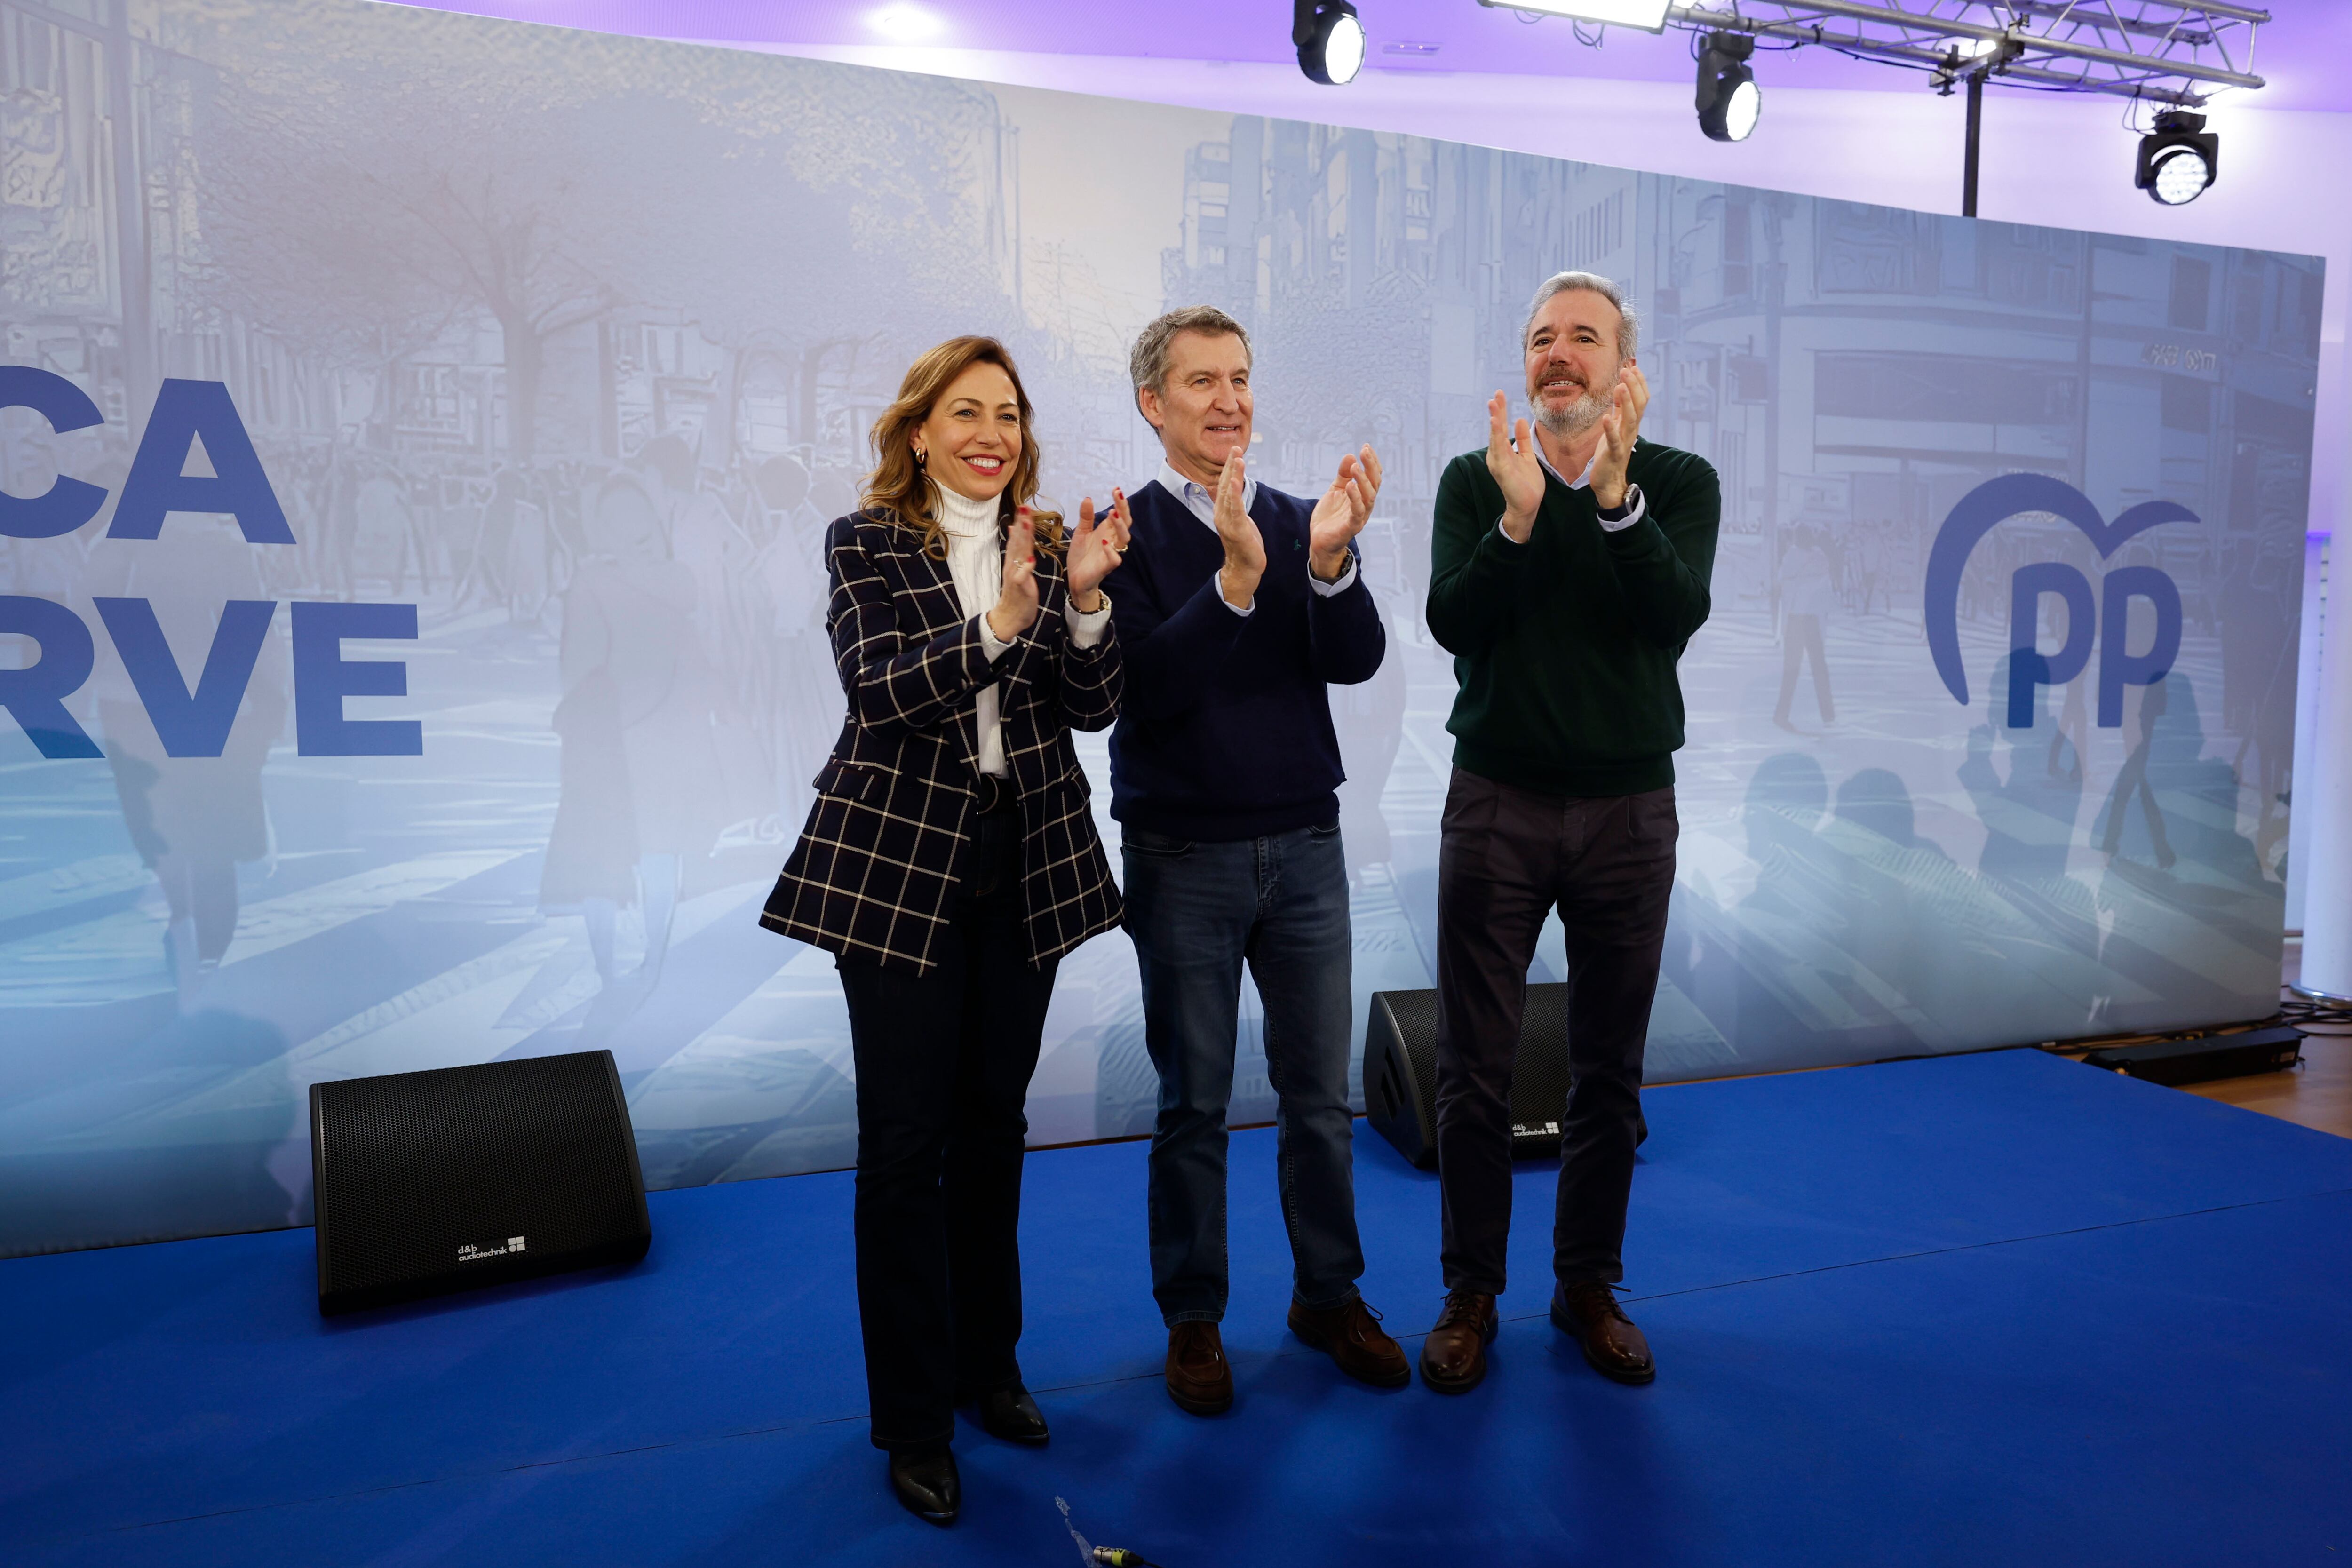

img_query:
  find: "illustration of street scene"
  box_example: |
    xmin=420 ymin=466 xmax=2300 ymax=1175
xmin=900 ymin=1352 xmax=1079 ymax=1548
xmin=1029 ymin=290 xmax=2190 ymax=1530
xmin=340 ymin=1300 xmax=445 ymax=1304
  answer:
xmin=0 ymin=0 xmax=2309 ymax=1252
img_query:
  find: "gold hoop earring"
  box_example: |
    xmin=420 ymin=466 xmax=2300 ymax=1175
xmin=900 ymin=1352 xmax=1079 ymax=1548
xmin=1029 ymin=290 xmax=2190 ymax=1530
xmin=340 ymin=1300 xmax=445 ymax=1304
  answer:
xmin=914 ymin=448 xmax=928 ymax=467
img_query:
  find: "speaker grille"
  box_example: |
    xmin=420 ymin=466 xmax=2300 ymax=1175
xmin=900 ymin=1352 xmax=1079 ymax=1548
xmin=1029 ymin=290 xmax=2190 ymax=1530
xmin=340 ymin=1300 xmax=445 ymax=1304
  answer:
xmin=1508 ymin=984 xmax=1574 ymax=1150
xmin=1381 ymin=987 xmax=1440 ymax=1117
xmin=1365 ymin=984 xmax=1578 ymax=1169
xmin=312 ymin=1050 xmax=648 ymax=1313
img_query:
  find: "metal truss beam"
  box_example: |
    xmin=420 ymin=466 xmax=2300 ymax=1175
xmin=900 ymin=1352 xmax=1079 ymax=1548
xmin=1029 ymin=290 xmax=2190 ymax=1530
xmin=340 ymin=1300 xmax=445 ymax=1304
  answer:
xmin=1659 ymin=1 xmax=2265 ymax=108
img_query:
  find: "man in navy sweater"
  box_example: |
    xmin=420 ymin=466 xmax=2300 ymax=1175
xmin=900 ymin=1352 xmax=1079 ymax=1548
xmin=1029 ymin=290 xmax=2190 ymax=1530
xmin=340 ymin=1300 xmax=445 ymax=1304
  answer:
xmin=1112 ymin=305 xmax=1402 ymax=1414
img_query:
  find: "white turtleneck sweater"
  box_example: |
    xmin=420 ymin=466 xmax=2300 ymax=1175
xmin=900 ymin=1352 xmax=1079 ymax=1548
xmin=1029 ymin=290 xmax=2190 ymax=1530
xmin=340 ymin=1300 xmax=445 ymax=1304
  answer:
xmin=934 ymin=484 xmax=1111 ymax=777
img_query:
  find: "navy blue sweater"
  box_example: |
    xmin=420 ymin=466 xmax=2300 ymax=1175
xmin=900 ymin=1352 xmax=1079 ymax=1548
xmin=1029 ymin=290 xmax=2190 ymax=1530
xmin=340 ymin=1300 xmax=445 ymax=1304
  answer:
xmin=1107 ymin=478 xmax=1386 ymax=840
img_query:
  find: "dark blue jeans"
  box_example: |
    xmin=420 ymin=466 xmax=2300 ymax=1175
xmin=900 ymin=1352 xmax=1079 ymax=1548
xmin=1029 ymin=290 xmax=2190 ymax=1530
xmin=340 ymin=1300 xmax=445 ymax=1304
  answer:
xmin=1122 ymin=820 xmax=1363 ymax=1325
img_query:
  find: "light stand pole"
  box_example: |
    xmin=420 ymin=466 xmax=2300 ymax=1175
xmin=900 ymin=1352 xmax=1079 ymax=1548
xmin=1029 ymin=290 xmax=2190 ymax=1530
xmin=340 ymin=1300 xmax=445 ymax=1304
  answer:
xmin=1962 ymin=68 xmax=1984 ymax=217
xmin=1939 ymin=35 xmax=2017 ymax=220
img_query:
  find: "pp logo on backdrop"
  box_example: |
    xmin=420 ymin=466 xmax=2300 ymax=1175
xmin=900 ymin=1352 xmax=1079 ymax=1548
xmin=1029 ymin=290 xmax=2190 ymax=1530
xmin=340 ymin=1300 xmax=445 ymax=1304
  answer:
xmin=1923 ymin=473 xmax=2194 ymax=728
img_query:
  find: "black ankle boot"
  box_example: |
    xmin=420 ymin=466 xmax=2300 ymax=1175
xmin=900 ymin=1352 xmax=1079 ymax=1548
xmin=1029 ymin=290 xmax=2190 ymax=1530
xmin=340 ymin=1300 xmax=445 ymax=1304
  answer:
xmin=888 ymin=1446 xmax=960 ymax=1524
xmin=977 ymin=1384 xmax=1049 ymax=1443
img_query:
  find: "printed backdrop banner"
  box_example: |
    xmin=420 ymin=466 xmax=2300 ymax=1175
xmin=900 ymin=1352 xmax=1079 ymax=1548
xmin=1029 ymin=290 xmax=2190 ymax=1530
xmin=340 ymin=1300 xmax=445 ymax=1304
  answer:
xmin=0 ymin=0 xmax=2313 ymax=1254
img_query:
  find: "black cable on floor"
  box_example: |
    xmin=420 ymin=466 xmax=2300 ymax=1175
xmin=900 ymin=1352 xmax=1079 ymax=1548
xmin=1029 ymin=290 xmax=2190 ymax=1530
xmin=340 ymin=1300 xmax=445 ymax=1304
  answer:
xmin=2280 ymin=995 xmax=2352 ymax=1033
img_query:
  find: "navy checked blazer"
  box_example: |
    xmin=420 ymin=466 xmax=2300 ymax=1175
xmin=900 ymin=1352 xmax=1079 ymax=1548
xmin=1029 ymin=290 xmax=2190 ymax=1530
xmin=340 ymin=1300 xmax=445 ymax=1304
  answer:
xmin=761 ymin=508 xmax=1125 ymax=975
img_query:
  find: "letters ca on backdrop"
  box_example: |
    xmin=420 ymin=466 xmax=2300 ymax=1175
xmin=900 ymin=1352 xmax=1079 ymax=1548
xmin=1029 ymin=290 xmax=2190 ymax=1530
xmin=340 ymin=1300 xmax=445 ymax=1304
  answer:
xmin=0 ymin=367 xmax=421 ymax=761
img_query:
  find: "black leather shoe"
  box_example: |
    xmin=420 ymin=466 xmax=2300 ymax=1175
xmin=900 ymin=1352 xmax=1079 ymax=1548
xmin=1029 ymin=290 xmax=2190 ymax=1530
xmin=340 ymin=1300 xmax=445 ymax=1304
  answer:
xmin=888 ymin=1446 xmax=960 ymax=1525
xmin=1551 ymin=1279 xmax=1655 ymax=1385
xmin=976 ymin=1384 xmax=1049 ymax=1444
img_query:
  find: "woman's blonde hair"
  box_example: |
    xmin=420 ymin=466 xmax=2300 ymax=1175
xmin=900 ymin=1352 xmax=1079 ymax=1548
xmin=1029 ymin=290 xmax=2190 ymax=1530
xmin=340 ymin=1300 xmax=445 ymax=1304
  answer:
xmin=861 ymin=336 xmax=1062 ymax=558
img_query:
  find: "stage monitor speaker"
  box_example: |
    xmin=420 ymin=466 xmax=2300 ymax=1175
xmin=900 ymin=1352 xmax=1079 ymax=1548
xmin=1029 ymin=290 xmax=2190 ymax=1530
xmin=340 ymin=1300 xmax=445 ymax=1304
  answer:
xmin=1364 ymin=985 xmax=1573 ymax=1170
xmin=310 ymin=1049 xmax=650 ymax=1315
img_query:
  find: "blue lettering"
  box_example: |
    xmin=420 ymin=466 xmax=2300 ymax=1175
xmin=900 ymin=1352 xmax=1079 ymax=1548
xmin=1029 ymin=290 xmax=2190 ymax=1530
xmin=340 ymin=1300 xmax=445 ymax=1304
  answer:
xmin=0 ymin=366 xmax=110 ymax=541
xmin=2098 ymin=566 xmax=2182 ymax=728
xmin=0 ymin=380 xmax=431 ymax=764
xmin=292 ymin=601 xmax=421 ymax=756
xmin=109 ymin=379 xmax=294 ymax=545
xmin=0 ymin=596 xmax=102 ymax=758
xmin=95 ymin=598 xmax=277 ymax=758
xmin=2005 ymin=562 xmax=2097 ymax=729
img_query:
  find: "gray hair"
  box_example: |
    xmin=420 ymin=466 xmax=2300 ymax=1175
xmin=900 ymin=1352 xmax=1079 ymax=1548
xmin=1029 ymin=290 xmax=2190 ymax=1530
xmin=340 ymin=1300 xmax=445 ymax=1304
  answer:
xmin=1523 ymin=271 xmax=1639 ymax=362
xmin=1129 ymin=305 xmax=1253 ymax=413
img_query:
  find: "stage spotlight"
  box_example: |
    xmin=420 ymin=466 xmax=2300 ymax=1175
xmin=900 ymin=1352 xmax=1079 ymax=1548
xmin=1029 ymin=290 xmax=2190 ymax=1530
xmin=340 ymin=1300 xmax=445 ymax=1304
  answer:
xmin=1295 ymin=0 xmax=1367 ymax=86
xmin=1696 ymin=32 xmax=1760 ymax=143
xmin=2136 ymin=110 xmax=2218 ymax=206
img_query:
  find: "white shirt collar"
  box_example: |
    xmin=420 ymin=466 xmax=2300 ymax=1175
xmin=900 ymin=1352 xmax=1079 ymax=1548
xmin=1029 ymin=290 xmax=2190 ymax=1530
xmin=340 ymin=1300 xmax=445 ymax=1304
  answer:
xmin=1155 ymin=458 xmax=1256 ymax=529
xmin=1534 ymin=432 xmax=1597 ymax=491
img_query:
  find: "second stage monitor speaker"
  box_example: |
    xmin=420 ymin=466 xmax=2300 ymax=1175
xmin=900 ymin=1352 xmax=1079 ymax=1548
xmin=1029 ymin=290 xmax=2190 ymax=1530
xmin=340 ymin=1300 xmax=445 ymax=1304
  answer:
xmin=1364 ymin=985 xmax=1574 ymax=1169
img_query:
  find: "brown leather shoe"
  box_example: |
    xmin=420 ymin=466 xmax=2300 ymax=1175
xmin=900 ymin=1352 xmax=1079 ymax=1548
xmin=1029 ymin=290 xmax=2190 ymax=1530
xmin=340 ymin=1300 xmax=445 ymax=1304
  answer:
xmin=1418 ymin=1289 xmax=1498 ymax=1394
xmin=1287 ymin=1297 xmax=1410 ymax=1387
xmin=1551 ymin=1280 xmax=1655 ymax=1385
xmin=1165 ymin=1321 xmax=1234 ymax=1415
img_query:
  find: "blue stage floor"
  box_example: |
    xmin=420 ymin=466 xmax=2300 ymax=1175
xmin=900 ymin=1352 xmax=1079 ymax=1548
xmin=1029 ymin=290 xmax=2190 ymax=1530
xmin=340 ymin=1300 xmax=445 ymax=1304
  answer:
xmin=6 ymin=1048 xmax=2350 ymax=1566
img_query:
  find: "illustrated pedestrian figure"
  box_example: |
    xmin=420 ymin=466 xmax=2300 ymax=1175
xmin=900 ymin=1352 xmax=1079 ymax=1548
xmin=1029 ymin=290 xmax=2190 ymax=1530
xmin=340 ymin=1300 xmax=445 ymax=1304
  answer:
xmin=1857 ymin=522 xmax=1886 ymax=615
xmin=539 ymin=472 xmax=727 ymax=995
xmin=2098 ymin=668 xmax=2176 ymax=871
xmin=1774 ymin=525 xmax=1836 ymax=730
xmin=87 ymin=515 xmax=289 ymax=1011
xmin=1960 ymin=653 xmax=2084 ymax=884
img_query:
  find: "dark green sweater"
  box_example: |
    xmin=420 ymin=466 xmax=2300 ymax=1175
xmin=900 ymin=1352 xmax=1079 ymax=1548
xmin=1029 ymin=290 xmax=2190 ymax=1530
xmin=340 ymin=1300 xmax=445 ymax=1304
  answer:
xmin=1426 ymin=438 xmax=1720 ymax=797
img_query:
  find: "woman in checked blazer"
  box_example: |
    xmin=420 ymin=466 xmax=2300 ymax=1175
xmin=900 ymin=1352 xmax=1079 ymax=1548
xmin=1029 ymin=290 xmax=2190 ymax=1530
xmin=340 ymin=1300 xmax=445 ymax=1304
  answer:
xmin=762 ymin=336 xmax=1130 ymax=1526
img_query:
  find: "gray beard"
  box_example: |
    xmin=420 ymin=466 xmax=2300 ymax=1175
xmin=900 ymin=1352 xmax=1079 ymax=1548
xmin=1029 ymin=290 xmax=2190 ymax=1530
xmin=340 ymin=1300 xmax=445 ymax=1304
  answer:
xmin=1534 ymin=385 xmax=1609 ymax=438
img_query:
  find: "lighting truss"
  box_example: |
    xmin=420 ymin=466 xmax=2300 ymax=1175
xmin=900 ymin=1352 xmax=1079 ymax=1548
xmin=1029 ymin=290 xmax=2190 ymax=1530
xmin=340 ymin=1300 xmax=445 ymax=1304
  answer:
xmin=1632 ymin=2 xmax=2265 ymax=108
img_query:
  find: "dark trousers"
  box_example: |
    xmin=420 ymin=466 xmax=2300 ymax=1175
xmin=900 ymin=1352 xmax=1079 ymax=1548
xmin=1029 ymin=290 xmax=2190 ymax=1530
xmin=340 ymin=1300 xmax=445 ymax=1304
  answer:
xmin=1432 ymin=768 xmax=1677 ymax=1294
xmin=836 ymin=807 xmax=1057 ymax=1451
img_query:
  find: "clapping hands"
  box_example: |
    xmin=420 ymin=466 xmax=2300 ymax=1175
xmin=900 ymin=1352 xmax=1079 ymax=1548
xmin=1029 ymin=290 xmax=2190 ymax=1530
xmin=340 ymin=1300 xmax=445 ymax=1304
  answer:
xmin=1068 ymin=489 xmax=1133 ymax=610
xmin=1309 ymin=445 xmax=1382 ymax=581
xmin=1588 ymin=364 xmax=1649 ymax=512
xmin=1214 ymin=450 xmax=1266 ymax=611
xmin=1485 ymin=362 xmax=1649 ymax=541
xmin=987 ymin=509 xmax=1042 ymax=643
xmin=1485 ymin=391 xmax=1545 ymax=544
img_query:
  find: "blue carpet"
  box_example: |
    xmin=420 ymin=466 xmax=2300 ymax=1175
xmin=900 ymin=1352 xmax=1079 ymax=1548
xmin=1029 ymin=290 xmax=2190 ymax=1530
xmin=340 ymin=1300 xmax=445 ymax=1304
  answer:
xmin=5 ymin=1048 xmax=2350 ymax=1566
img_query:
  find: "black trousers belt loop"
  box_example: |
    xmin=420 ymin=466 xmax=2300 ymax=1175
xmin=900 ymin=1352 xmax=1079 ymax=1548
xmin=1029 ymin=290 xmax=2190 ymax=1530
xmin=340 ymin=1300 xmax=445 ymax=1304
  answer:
xmin=967 ymin=777 xmax=1019 ymax=901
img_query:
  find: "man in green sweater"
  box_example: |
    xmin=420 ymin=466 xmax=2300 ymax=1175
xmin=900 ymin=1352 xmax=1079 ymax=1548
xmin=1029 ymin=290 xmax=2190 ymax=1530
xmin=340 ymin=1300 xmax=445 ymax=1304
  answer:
xmin=1417 ymin=271 xmax=1719 ymax=1394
